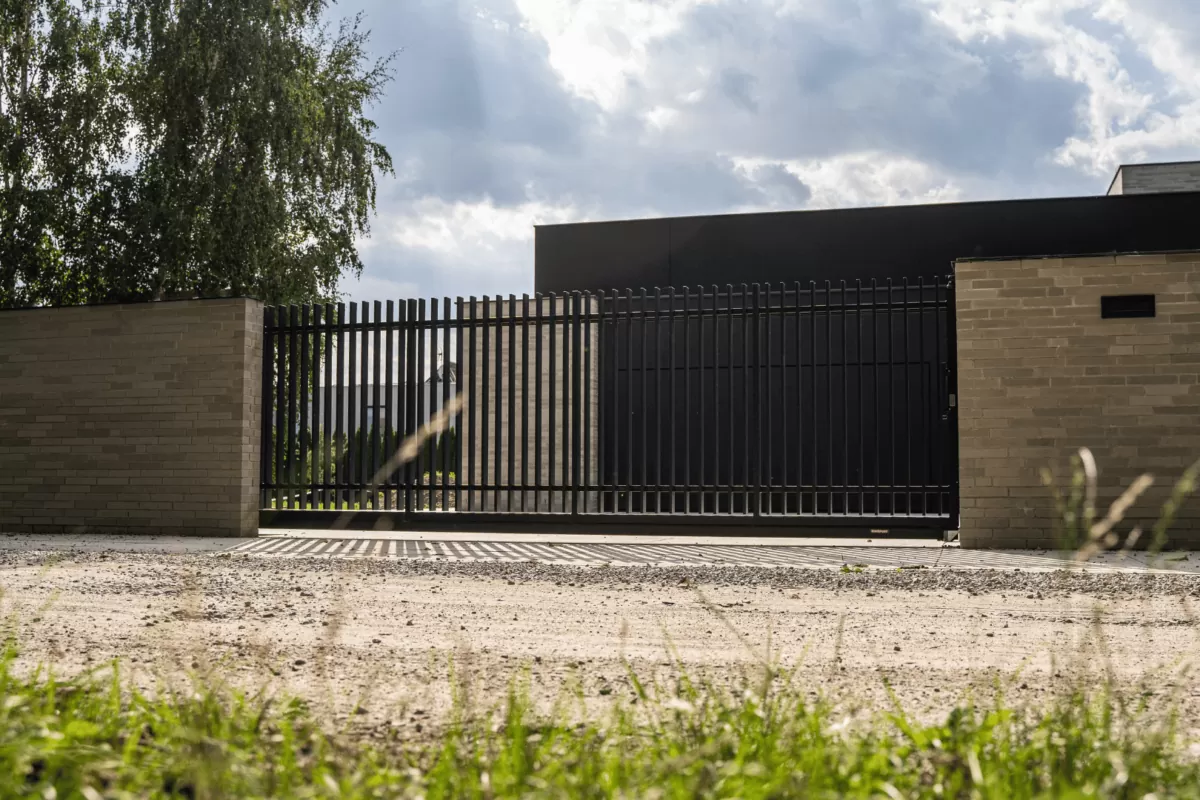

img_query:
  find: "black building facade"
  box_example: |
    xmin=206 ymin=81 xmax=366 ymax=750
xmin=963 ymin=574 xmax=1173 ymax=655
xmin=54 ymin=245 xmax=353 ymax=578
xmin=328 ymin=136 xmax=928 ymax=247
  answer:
xmin=532 ymin=188 xmax=1200 ymax=530
xmin=534 ymin=191 xmax=1200 ymax=293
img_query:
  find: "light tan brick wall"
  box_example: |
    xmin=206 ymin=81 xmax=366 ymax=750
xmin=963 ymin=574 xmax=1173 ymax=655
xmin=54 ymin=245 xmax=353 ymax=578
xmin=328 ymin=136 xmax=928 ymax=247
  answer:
xmin=956 ymin=253 xmax=1200 ymax=548
xmin=0 ymin=298 xmax=263 ymax=537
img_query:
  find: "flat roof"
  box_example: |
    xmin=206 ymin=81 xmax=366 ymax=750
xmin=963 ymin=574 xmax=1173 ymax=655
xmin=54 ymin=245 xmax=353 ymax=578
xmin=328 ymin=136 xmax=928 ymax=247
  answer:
xmin=534 ymin=190 xmax=1200 ymax=292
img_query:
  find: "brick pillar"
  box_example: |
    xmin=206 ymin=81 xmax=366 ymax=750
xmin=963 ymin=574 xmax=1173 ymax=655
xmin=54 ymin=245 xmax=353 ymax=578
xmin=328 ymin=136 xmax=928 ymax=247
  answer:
xmin=955 ymin=254 xmax=1200 ymax=548
xmin=0 ymin=298 xmax=264 ymax=537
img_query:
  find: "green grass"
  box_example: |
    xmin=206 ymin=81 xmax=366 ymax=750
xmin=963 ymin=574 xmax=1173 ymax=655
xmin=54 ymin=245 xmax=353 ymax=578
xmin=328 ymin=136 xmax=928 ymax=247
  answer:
xmin=3 ymin=644 xmax=1197 ymax=799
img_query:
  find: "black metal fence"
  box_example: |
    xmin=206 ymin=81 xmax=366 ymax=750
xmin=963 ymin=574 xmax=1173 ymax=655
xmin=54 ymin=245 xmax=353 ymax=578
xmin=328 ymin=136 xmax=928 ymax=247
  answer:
xmin=261 ymin=278 xmax=958 ymax=530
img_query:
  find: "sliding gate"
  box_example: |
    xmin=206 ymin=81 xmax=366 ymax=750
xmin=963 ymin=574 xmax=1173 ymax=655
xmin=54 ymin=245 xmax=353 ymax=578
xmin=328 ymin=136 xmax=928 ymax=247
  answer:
xmin=260 ymin=277 xmax=958 ymax=532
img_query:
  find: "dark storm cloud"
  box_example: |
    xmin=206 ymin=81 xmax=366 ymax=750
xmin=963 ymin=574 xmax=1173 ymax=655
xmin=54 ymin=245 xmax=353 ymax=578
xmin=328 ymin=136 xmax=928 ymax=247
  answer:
xmin=639 ymin=0 xmax=1085 ymax=184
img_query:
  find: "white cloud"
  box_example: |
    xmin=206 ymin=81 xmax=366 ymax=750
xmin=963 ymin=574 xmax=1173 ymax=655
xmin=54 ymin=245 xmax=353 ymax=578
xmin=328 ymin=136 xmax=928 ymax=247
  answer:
xmin=733 ymin=152 xmax=964 ymax=209
xmin=376 ymin=197 xmax=577 ymax=259
xmin=347 ymin=0 xmax=1200 ymax=298
xmin=921 ymin=0 xmax=1200 ymax=174
xmin=512 ymin=0 xmax=715 ymax=109
xmin=348 ymin=197 xmax=584 ymax=301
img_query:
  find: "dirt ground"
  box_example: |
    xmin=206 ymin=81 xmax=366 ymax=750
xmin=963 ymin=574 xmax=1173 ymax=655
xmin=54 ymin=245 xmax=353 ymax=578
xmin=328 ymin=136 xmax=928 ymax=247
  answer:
xmin=2 ymin=549 xmax=1200 ymax=739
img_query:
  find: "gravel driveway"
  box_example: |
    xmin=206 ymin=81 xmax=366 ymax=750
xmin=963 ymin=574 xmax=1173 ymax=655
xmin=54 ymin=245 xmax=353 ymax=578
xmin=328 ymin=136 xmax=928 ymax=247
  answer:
xmin=2 ymin=546 xmax=1199 ymax=738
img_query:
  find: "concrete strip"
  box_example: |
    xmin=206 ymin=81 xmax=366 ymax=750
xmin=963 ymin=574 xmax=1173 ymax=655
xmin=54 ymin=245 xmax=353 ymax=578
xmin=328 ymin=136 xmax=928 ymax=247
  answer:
xmin=1 ymin=532 xmax=1195 ymax=575
xmin=224 ymin=538 xmax=1200 ymax=575
xmin=258 ymin=529 xmax=947 ymax=548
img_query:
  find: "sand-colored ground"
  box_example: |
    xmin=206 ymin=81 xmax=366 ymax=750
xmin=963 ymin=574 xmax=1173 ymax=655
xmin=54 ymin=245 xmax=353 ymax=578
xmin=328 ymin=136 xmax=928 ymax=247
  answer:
xmin=2 ymin=550 xmax=1198 ymax=738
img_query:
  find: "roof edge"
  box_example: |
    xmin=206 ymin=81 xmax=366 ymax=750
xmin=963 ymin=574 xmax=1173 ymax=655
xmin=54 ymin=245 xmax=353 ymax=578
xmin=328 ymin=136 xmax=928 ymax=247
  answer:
xmin=955 ymin=247 xmax=1200 ymax=264
xmin=534 ymin=188 xmax=1200 ymax=230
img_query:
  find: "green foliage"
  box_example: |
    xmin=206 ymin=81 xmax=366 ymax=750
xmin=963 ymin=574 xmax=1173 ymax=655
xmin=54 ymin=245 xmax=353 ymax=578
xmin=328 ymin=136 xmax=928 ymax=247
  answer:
xmin=0 ymin=0 xmax=393 ymax=309
xmin=0 ymin=644 xmax=1196 ymax=798
xmin=0 ymin=0 xmax=128 ymax=307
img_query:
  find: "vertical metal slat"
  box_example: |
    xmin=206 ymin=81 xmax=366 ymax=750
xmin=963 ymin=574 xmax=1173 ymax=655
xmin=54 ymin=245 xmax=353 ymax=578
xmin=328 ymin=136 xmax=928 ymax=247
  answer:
xmin=697 ymin=287 xmax=706 ymax=514
xmin=359 ymin=302 xmax=371 ymax=510
xmin=931 ymin=278 xmax=940 ymax=522
xmin=572 ymin=292 xmax=583 ymax=515
xmin=707 ymin=286 xmax=717 ymax=514
xmin=655 ymin=288 xmax=664 ymax=513
xmin=726 ymin=285 xmax=735 ymax=515
xmin=548 ymin=294 xmax=557 ymax=512
xmin=312 ymin=307 xmax=321 ymax=513
xmin=537 ymin=296 xmax=547 ymax=513
xmin=640 ymin=289 xmax=649 ymax=514
xmin=825 ymin=282 xmax=834 ymax=516
xmin=442 ymin=297 xmax=452 ymax=512
xmin=794 ymin=282 xmax=803 ymax=515
xmin=742 ymin=284 xmax=751 ymax=516
xmin=584 ymin=292 xmax=594 ymax=513
xmin=754 ymin=283 xmax=764 ymax=517
xmin=856 ymin=280 xmax=864 ymax=517
xmin=372 ymin=301 xmax=382 ymax=510
xmin=414 ymin=300 xmax=426 ymax=510
xmin=683 ymin=287 xmax=691 ymax=513
xmin=480 ymin=297 xmax=490 ymax=511
xmin=535 ymin=294 xmax=544 ymax=512
xmin=521 ymin=294 xmax=531 ymax=512
xmin=779 ymin=286 xmax=787 ymax=514
xmin=383 ymin=302 xmax=394 ymax=511
xmin=668 ymin=287 xmax=677 ymax=513
xmin=903 ymin=277 xmax=912 ymax=517
xmin=919 ymin=277 xmax=929 ymax=517
xmin=402 ymin=301 xmax=415 ymax=512
xmin=345 ymin=304 xmax=358 ymax=510
xmin=494 ymin=296 xmax=505 ymax=512
xmin=323 ymin=303 xmax=334 ymax=509
xmin=467 ymin=297 xmax=478 ymax=512
xmin=507 ymin=295 xmax=516 ymax=512
xmin=764 ymin=284 xmax=772 ymax=515
xmin=809 ymin=283 xmax=818 ymax=516
xmin=455 ymin=297 xmax=465 ymax=514
xmin=287 ymin=306 xmax=299 ymax=509
xmin=335 ymin=303 xmax=347 ymax=509
xmin=262 ymin=308 xmax=275 ymax=510
xmin=887 ymin=279 xmax=896 ymax=516
xmin=841 ymin=280 xmax=849 ymax=516
xmin=427 ymin=299 xmax=439 ymax=510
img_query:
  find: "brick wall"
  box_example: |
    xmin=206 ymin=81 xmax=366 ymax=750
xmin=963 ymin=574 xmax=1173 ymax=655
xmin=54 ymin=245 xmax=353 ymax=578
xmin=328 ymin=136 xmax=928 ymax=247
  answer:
xmin=0 ymin=298 xmax=263 ymax=537
xmin=956 ymin=253 xmax=1200 ymax=548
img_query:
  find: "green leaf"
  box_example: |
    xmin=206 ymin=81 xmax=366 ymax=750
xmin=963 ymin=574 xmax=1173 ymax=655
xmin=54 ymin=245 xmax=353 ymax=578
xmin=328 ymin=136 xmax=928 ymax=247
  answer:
xmin=65 ymin=719 xmax=102 ymax=739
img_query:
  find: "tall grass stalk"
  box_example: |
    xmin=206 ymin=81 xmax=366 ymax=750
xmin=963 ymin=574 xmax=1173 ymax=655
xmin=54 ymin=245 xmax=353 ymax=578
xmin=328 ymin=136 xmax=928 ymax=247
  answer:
xmin=1041 ymin=447 xmax=1200 ymax=561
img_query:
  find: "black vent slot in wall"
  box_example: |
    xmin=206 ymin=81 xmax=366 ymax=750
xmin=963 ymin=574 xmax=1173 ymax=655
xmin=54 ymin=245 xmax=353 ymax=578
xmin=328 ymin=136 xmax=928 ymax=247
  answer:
xmin=1101 ymin=294 xmax=1156 ymax=319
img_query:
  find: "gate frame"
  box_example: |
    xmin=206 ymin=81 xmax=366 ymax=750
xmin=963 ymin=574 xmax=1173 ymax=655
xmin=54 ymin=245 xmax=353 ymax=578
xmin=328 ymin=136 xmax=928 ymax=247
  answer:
xmin=259 ymin=279 xmax=960 ymax=537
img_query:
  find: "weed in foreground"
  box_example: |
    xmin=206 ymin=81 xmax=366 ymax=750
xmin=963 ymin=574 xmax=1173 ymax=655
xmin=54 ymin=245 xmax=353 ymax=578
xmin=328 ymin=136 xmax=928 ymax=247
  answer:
xmin=1 ymin=641 xmax=1197 ymax=799
xmin=1041 ymin=447 xmax=1200 ymax=562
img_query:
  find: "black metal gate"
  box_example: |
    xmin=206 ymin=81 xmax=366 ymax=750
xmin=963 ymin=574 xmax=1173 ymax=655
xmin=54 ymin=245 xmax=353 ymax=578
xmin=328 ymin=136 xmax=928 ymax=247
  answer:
xmin=260 ymin=277 xmax=958 ymax=533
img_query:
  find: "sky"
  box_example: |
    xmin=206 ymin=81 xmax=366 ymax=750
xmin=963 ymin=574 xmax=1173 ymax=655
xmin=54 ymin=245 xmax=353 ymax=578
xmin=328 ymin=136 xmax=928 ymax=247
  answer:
xmin=339 ymin=0 xmax=1200 ymax=302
